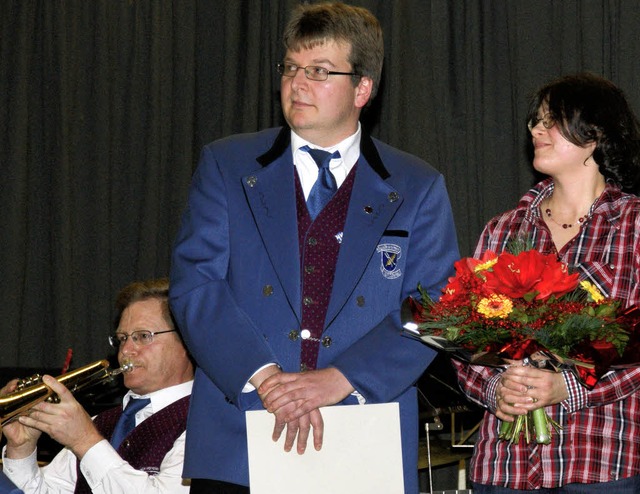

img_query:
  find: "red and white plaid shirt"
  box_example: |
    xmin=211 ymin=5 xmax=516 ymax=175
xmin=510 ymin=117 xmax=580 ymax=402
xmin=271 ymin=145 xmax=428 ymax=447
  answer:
xmin=455 ymin=178 xmax=640 ymax=489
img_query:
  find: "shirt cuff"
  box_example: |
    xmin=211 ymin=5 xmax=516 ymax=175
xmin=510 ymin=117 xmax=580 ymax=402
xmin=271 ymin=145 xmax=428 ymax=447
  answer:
xmin=486 ymin=372 xmax=502 ymax=412
xmin=79 ymin=440 xmax=126 ymax=488
xmin=560 ymin=370 xmax=588 ymax=413
xmin=242 ymin=363 xmax=279 ymax=393
xmin=2 ymin=445 xmax=40 ymax=485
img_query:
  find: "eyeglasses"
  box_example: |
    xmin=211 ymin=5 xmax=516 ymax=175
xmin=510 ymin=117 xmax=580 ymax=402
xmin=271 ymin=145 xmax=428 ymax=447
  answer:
xmin=276 ymin=62 xmax=359 ymax=82
xmin=108 ymin=329 xmax=176 ymax=348
xmin=528 ymin=112 xmax=555 ymax=131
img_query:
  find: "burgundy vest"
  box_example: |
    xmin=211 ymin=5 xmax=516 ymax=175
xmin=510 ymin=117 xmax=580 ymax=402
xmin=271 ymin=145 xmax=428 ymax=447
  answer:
xmin=74 ymin=395 xmax=190 ymax=494
xmin=296 ymin=164 xmax=357 ymax=370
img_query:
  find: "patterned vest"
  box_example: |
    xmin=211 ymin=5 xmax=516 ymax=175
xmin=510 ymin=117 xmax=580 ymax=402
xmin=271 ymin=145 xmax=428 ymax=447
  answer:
xmin=295 ymin=164 xmax=357 ymax=370
xmin=73 ymin=395 xmax=190 ymax=494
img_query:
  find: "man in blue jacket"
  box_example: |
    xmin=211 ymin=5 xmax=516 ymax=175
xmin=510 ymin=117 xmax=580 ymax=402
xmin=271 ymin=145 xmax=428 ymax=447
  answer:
xmin=169 ymin=2 xmax=459 ymax=493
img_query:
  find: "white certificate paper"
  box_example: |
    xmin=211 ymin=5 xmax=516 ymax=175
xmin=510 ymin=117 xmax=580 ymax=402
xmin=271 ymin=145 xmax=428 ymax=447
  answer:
xmin=246 ymin=402 xmax=404 ymax=494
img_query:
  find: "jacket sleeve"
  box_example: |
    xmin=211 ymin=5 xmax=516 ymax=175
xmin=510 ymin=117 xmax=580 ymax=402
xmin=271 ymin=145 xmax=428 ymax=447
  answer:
xmin=169 ymin=145 xmax=277 ymax=407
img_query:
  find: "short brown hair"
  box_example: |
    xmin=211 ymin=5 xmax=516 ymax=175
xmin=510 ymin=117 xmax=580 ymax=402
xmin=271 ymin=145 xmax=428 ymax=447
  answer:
xmin=114 ymin=278 xmax=175 ymax=330
xmin=282 ymin=2 xmax=384 ymax=99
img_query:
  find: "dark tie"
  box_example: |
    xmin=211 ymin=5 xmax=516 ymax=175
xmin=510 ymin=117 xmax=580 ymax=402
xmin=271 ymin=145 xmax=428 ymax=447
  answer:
xmin=110 ymin=397 xmax=150 ymax=449
xmin=302 ymin=145 xmax=340 ymax=220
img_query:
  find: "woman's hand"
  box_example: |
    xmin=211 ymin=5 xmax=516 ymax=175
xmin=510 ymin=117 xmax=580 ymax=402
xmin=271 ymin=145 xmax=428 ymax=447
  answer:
xmin=495 ymin=363 xmax=569 ymax=421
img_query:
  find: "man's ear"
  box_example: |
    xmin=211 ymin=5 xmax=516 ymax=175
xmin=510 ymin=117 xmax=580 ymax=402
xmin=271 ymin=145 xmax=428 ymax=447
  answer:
xmin=354 ymin=76 xmax=373 ymax=108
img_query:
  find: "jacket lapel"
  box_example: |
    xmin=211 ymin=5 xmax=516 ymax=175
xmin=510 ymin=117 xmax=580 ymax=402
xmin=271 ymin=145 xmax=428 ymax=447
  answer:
xmin=242 ymin=130 xmax=399 ymax=326
xmin=326 ymin=141 xmax=401 ymax=325
xmin=242 ymin=130 xmax=302 ymax=320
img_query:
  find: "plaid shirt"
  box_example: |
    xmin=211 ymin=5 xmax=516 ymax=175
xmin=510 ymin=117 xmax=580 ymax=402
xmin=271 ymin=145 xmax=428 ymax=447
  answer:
xmin=455 ymin=178 xmax=640 ymax=489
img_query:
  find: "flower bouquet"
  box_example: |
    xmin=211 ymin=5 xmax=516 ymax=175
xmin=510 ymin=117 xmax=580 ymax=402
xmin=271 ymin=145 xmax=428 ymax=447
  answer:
xmin=402 ymin=242 xmax=640 ymax=444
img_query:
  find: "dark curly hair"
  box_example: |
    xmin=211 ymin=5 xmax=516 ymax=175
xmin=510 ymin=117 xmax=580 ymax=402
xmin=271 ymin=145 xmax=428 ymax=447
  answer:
xmin=527 ymin=73 xmax=640 ymax=193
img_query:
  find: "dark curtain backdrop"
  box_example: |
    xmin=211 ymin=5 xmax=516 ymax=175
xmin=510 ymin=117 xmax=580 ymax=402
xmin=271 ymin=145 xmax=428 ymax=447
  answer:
xmin=2 ymin=0 xmax=640 ymax=368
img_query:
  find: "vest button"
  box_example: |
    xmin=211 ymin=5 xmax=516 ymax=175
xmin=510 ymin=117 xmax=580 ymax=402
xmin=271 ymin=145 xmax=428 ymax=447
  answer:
xmin=300 ymin=363 xmax=308 ymax=372
xmin=305 ymin=265 xmax=315 ymax=274
xmin=246 ymin=176 xmax=257 ymax=187
xmin=322 ymin=336 xmax=332 ymax=348
xmin=288 ymin=330 xmax=300 ymax=341
xmin=388 ymin=192 xmax=399 ymax=202
xmin=123 ymin=439 xmax=130 ymax=448
xmin=356 ymin=295 xmax=366 ymax=307
xmin=308 ymin=237 xmax=317 ymax=246
xmin=303 ymin=296 xmax=313 ymax=306
xmin=262 ymin=285 xmax=273 ymax=296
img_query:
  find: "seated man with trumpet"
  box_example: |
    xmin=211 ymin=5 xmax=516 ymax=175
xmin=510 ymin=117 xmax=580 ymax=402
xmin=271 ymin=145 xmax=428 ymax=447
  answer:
xmin=1 ymin=278 xmax=194 ymax=493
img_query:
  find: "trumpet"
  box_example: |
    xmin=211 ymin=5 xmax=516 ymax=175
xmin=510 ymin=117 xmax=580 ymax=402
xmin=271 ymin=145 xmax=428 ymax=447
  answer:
xmin=0 ymin=359 xmax=133 ymax=427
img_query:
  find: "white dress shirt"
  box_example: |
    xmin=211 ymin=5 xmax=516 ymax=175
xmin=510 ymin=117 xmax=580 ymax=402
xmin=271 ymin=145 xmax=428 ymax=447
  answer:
xmin=2 ymin=380 xmax=193 ymax=494
xmin=291 ymin=124 xmax=362 ymax=199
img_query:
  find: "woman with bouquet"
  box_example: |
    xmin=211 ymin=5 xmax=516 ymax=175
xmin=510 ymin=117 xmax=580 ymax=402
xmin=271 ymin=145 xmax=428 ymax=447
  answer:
xmin=455 ymin=73 xmax=640 ymax=492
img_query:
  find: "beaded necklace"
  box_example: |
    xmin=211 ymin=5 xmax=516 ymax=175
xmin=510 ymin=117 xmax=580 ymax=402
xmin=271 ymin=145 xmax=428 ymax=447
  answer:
xmin=544 ymin=207 xmax=588 ymax=229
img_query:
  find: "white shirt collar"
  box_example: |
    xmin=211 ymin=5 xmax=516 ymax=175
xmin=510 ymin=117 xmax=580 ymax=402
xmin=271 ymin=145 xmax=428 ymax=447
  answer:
xmin=123 ymin=380 xmax=193 ymax=422
xmin=291 ymin=123 xmax=362 ymax=198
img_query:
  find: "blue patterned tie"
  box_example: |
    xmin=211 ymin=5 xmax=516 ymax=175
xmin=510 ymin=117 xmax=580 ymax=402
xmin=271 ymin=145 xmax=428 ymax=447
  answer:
xmin=302 ymin=145 xmax=340 ymax=220
xmin=110 ymin=398 xmax=150 ymax=449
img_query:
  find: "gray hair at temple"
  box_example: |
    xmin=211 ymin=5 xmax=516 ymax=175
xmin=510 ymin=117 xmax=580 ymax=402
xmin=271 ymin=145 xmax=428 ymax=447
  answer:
xmin=282 ymin=2 xmax=384 ymax=100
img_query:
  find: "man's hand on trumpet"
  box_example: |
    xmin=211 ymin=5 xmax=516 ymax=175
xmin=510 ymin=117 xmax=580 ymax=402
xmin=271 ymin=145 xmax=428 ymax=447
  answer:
xmin=1 ymin=378 xmax=43 ymax=460
xmin=4 ymin=375 xmax=104 ymax=461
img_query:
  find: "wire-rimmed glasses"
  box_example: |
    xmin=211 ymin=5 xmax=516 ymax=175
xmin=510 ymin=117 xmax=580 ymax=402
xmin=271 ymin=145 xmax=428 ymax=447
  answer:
xmin=276 ymin=62 xmax=359 ymax=81
xmin=108 ymin=329 xmax=176 ymax=348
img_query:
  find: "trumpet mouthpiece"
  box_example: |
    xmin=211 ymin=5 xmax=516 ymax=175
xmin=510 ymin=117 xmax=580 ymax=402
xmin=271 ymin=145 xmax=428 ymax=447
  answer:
xmin=110 ymin=360 xmax=134 ymax=376
xmin=120 ymin=360 xmax=134 ymax=373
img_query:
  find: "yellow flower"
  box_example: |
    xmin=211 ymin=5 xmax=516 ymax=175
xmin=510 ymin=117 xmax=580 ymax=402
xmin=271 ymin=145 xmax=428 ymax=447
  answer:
xmin=477 ymin=294 xmax=514 ymax=319
xmin=580 ymin=280 xmax=604 ymax=303
xmin=474 ymin=258 xmax=498 ymax=273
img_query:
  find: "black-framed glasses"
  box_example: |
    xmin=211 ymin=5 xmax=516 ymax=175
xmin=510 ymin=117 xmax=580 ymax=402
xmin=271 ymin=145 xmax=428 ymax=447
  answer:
xmin=528 ymin=112 xmax=555 ymax=131
xmin=276 ymin=62 xmax=359 ymax=82
xmin=108 ymin=329 xmax=176 ymax=348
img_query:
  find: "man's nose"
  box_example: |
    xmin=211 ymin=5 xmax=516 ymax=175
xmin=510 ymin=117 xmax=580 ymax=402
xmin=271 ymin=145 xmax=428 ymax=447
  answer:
xmin=119 ymin=336 xmax=138 ymax=355
xmin=290 ymin=67 xmax=309 ymax=87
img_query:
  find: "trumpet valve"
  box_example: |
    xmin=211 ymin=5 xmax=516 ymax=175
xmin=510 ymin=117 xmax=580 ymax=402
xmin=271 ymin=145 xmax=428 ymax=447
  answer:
xmin=16 ymin=374 xmax=43 ymax=391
